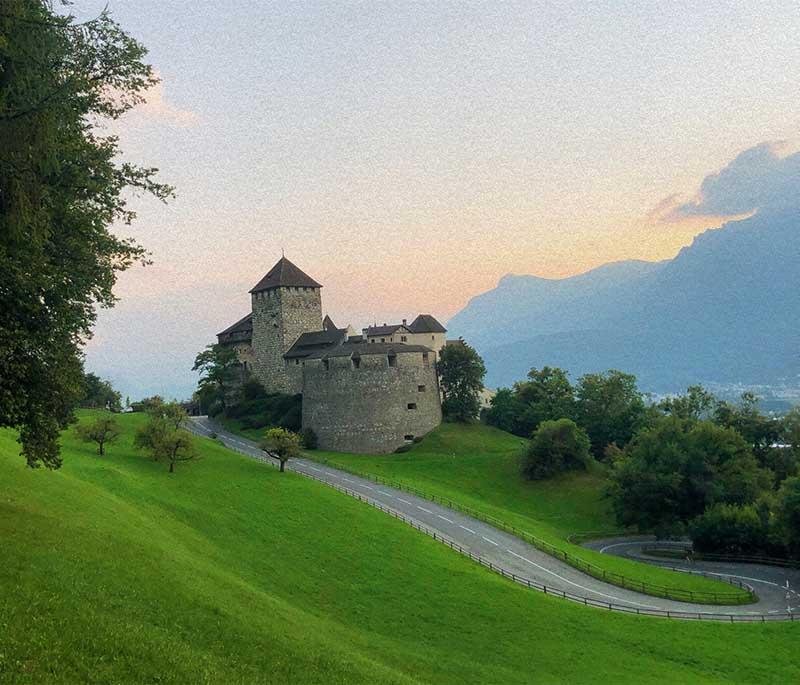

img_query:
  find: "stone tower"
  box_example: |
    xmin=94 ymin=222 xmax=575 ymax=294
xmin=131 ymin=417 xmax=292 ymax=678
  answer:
xmin=249 ymin=257 xmax=322 ymax=393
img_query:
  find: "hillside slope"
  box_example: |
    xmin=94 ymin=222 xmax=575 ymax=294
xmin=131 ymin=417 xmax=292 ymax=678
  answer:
xmin=2 ymin=413 xmax=800 ymax=683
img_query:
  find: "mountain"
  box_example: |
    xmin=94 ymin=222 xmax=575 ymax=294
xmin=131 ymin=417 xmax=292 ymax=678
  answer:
xmin=449 ymin=209 xmax=800 ymax=392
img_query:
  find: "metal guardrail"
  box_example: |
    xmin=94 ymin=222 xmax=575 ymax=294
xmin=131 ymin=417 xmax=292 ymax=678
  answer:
xmin=306 ymin=456 xmax=756 ymax=606
xmin=294 ymin=468 xmax=791 ymax=622
xmin=189 ymin=422 xmax=774 ymax=617
xmin=641 ymin=543 xmax=800 ymax=569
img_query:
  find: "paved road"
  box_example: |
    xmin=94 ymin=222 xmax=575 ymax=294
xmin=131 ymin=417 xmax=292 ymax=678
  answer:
xmin=187 ymin=417 xmax=797 ymax=621
xmin=584 ymin=537 xmax=800 ymax=617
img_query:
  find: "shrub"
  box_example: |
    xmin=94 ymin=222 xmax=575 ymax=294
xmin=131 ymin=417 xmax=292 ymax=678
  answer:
xmin=241 ymin=378 xmax=267 ymax=401
xmin=394 ymin=444 xmax=413 ymax=453
xmin=299 ymin=427 xmax=318 ymax=450
xmin=690 ymin=504 xmax=766 ymax=555
xmin=522 ymin=418 xmax=591 ymax=480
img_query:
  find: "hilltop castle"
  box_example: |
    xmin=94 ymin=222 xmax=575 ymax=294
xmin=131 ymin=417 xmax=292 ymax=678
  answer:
xmin=217 ymin=257 xmax=446 ymax=453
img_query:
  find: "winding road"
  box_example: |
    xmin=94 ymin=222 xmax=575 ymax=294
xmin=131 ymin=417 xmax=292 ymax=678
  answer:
xmin=187 ymin=417 xmax=798 ymax=622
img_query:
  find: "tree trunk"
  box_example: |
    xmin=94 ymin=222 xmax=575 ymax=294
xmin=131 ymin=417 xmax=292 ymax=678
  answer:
xmin=280 ymin=460 xmax=285 ymax=472
xmin=98 ymin=442 xmax=104 ymax=456
xmin=169 ymin=461 xmax=174 ymax=473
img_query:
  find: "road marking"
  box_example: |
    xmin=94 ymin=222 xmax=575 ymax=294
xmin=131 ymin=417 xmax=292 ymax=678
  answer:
xmin=309 ymin=466 xmax=322 ymax=472
xmin=397 ymin=498 xmax=413 ymax=505
xmin=418 ymin=506 xmax=433 ymax=514
xmin=342 ymin=477 xmax=354 ymax=483
xmin=506 ymin=550 xmax=660 ymax=609
xmin=361 ymin=485 xmax=374 ymax=490
xmin=482 ymin=536 xmax=499 ymax=546
xmin=437 ymin=514 xmax=454 ymax=524
xmin=378 ymin=491 xmax=394 ymax=497
xmin=460 ymin=525 xmax=477 ymax=534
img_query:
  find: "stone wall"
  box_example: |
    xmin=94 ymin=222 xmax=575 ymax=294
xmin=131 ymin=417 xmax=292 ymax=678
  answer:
xmin=302 ymin=351 xmax=442 ymax=453
xmin=250 ymin=286 xmax=321 ymax=393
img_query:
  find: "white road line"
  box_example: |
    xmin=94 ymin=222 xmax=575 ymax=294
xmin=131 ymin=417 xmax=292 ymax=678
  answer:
xmin=342 ymin=477 xmax=354 ymax=483
xmin=418 ymin=506 xmax=433 ymax=514
xmin=361 ymin=485 xmax=374 ymax=491
xmin=482 ymin=536 xmax=499 ymax=546
xmin=309 ymin=466 xmax=322 ymax=472
xmin=460 ymin=525 xmax=477 ymax=534
xmin=378 ymin=491 xmax=394 ymax=497
xmin=437 ymin=514 xmax=454 ymax=524
xmin=397 ymin=498 xmax=413 ymax=505
xmin=506 ymin=550 xmax=660 ymax=609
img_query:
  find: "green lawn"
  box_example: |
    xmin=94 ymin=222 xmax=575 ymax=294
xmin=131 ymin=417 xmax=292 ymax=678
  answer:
xmin=2 ymin=412 xmax=795 ymax=684
xmin=306 ymin=423 xmax=748 ymax=600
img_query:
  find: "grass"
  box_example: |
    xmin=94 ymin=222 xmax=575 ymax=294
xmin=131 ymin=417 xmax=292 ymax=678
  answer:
xmin=1 ymin=411 xmax=796 ymax=684
xmin=303 ymin=422 xmax=750 ymax=601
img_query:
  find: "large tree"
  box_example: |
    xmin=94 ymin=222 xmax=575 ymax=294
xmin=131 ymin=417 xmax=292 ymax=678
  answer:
xmin=608 ymin=417 xmax=768 ymax=534
xmin=437 ymin=341 xmax=486 ymax=423
xmin=79 ymin=373 xmax=122 ymax=412
xmin=0 ymin=2 xmax=171 ymax=468
xmin=522 ymin=418 xmax=591 ymax=480
xmin=575 ymin=370 xmax=647 ymax=458
xmin=192 ymin=344 xmax=239 ymax=415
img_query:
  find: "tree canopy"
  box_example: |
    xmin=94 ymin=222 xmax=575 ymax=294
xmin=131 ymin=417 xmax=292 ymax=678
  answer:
xmin=0 ymin=2 xmax=171 ymax=468
xmin=79 ymin=373 xmax=122 ymax=412
xmin=437 ymin=341 xmax=486 ymax=423
xmin=522 ymin=418 xmax=591 ymax=480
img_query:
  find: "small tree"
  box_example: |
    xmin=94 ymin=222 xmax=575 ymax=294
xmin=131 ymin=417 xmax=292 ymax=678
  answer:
xmin=522 ymin=418 xmax=591 ymax=480
xmin=437 ymin=340 xmax=486 ymax=423
xmin=75 ymin=416 xmax=120 ymax=456
xmin=260 ymin=428 xmax=301 ymax=472
xmin=158 ymin=431 xmax=198 ymax=473
xmin=80 ymin=373 xmax=122 ymax=412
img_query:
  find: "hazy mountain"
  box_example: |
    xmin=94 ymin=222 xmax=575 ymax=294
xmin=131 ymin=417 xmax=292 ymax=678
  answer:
xmin=449 ymin=209 xmax=800 ymax=392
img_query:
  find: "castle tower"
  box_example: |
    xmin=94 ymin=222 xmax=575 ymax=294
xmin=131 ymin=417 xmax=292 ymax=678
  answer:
xmin=249 ymin=257 xmax=322 ymax=393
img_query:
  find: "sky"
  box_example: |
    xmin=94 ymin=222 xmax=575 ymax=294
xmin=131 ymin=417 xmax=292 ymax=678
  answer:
xmin=70 ymin=1 xmax=800 ymax=400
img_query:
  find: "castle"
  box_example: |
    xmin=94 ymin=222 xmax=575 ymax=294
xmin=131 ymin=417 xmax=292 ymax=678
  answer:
xmin=217 ymin=257 xmax=446 ymax=453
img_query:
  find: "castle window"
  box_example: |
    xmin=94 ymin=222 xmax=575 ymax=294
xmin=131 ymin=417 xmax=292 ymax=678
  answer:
xmin=418 ymin=385 xmax=425 ymax=392
xmin=404 ymin=434 xmax=414 ymax=441
xmin=407 ymin=403 xmax=417 ymax=410
xmin=422 ymin=352 xmax=429 ymax=368
xmin=322 ymin=359 xmax=329 ymax=371
xmin=352 ymin=356 xmax=361 ymax=369
xmin=295 ymin=359 xmax=300 ymax=365
xmin=388 ymin=354 xmax=397 ymax=368
xmin=401 ymin=335 xmax=407 ymax=342
xmin=381 ymin=338 xmax=386 ymax=343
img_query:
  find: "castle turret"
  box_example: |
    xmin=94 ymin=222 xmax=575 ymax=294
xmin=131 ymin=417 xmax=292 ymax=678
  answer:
xmin=249 ymin=257 xmax=322 ymax=393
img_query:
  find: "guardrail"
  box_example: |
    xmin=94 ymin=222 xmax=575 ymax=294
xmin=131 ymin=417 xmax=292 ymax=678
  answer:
xmin=294 ymin=467 xmax=789 ymax=622
xmin=641 ymin=543 xmax=800 ymax=569
xmin=306 ymin=455 xmax=756 ymax=606
xmin=187 ymin=420 xmax=758 ymax=610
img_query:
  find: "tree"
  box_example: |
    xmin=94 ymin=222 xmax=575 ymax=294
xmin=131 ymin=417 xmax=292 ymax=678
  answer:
xmin=775 ymin=477 xmax=800 ymax=557
xmin=437 ymin=341 xmax=486 ymax=423
xmin=575 ymin=370 xmax=647 ymax=458
xmin=522 ymin=418 xmax=591 ymax=480
xmin=713 ymin=392 xmax=783 ymax=469
xmin=74 ymin=416 xmax=120 ymax=456
xmin=658 ymin=385 xmax=718 ymax=421
xmin=485 ymin=388 xmax=525 ymax=434
xmin=134 ymin=403 xmax=197 ymax=473
xmin=192 ymin=344 xmax=239 ymax=415
xmin=79 ymin=373 xmax=122 ymax=412
xmin=260 ymin=428 xmax=301 ymax=472
xmin=513 ymin=367 xmax=576 ymax=436
xmin=608 ymin=417 xmax=767 ymax=535
xmin=689 ymin=504 xmax=766 ymax=555
xmin=0 ymin=2 xmax=172 ymax=468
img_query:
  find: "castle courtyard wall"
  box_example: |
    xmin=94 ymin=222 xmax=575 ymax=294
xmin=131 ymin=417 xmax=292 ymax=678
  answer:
xmin=302 ymin=352 xmax=441 ymax=454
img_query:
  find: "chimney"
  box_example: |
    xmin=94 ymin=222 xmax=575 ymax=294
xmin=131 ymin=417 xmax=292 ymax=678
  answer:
xmin=402 ymin=318 xmax=407 ymax=326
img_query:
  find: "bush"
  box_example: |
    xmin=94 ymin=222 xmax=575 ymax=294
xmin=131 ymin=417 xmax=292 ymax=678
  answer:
xmin=690 ymin=504 xmax=766 ymax=555
xmin=394 ymin=444 xmax=413 ymax=453
xmin=241 ymin=378 xmax=267 ymax=401
xmin=299 ymin=427 xmax=318 ymax=450
xmin=522 ymin=418 xmax=591 ymax=480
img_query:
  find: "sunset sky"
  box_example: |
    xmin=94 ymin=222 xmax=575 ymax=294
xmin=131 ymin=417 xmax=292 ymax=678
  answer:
xmin=72 ymin=1 xmax=800 ymax=399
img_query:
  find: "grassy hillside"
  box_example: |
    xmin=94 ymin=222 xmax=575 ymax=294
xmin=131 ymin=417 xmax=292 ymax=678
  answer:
xmin=1 ymin=413 xmax=798 ymax=684
xmin=308 ymin=423 xmax=744 ymax=598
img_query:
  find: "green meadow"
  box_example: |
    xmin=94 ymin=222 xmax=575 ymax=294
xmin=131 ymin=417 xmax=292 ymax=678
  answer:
xmin=308 ymin=422 xmax=748 ymax=599
xmin=1 ymin=412 xmax=796 ymax=684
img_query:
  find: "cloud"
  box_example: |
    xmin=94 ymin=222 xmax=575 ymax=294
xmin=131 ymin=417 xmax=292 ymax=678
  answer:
xmin=137 ymin=77 xmax=198 ymax=126
xmin=652 ymin=141 xmax=800 ymax=222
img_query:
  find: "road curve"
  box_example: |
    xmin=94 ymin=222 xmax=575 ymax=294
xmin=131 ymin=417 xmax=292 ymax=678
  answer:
xmin=187 ymin=417 xmax=797 ymax=621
